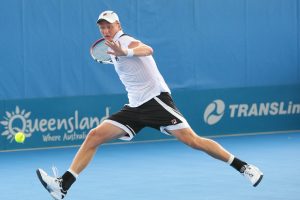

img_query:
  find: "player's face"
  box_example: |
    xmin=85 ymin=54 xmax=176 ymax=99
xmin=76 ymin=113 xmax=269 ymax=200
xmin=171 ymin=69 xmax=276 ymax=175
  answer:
xmin=98 ymin=21 xmax=120 ymax=41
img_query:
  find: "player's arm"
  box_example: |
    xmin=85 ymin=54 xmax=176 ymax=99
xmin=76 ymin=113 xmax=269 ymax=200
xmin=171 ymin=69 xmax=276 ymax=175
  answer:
xmin=128 ymin=41 xmax=153 ymax=56
xmin=106 ymin=40 xmax=153 ymax=57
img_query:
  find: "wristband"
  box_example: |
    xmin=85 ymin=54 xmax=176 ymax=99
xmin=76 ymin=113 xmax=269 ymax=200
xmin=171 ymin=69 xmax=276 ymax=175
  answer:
xmin=126 ymin=49 xmax=134 ymax=57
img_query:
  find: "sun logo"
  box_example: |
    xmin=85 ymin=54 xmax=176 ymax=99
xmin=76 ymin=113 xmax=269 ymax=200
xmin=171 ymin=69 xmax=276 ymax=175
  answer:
xmin=0 ymin=106 xmax=32 ymax=143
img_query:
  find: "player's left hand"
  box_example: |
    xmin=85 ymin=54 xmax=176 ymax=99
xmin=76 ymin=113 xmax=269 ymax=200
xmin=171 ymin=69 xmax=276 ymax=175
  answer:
xmin=105 ymin=40 xmax=128 ymax=56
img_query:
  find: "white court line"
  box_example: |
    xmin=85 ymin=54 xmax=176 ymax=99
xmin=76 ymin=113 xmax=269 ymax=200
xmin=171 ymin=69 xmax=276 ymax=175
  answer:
xmin=0 ymin=129 xmax=299 ymax=153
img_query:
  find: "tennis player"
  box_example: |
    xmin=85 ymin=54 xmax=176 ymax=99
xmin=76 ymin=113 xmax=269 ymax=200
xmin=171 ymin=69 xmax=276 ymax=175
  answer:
xmin=36 ymin=10 xmax=263 ymax=200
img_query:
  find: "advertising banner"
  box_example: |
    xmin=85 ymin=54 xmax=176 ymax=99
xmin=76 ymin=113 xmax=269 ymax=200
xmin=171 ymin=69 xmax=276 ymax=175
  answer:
xmin=177 ymin=85 xmax=300 ymax=136
xmin=1 ymin=85 xmax=299 ymax=151
xmin=0 ymin=94 xmax=127 ymax=151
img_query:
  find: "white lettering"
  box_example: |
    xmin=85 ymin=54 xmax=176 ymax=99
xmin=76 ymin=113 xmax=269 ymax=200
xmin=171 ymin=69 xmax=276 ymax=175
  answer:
xmin=292 ymin=104 xmax=300 ymax=114
xmin=57 ymin=119 xmax=67 ymax=130
xmin=238 ymin=104 xmax=248 ymax=117
xmin=19 ymin=107 xmax=110 ymax=136
xmin=288 ymin=101 xmax=293 ymax=114
xmin=259 ymin=103 xmax=269 ymax=116
xmin=63 ymin=132 xmax=87 ymax=141
xmin=75 ymin=111 xmax=79 ymax=130
xmin=270 ymin=102 xmax=279 ymax=115
xmin=90 ymin=117 xmax=100 ymax=128
xmin=48 ymin=118 xmax=56 ymax=131
xmin=248 ymin=104 xmax=258 ymax=116
xmin=27 ymin=119 xmax=40 ymax=133
xmin=229 ymin=104 xmax=239 ymax=118
xmin=79 ymin=117 xmax=89 ymax=130
xmin=67 ymin=117 xmax=74 ymax=133
xmin=100 ymin=107 xmax=110 ymax=122
xmin=279 ymin=102 xmax=287 ymax=115
xmin=39 ymin=119 xmax=48 ymax=132
xmin=227 ymin=101 xmax=300 ymax=118
xmin=42 ymin=134 xmax=61 ymax=142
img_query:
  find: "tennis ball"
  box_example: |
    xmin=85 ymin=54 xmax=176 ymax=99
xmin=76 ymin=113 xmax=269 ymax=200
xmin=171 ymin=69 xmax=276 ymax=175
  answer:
xmin=15 ymin=132 xmax=26 ymax=143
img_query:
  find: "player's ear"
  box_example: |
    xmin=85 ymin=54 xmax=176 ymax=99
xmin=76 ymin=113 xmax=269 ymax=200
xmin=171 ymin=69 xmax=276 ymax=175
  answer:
xmin=116 ymin=21 xmax=121 ymax=29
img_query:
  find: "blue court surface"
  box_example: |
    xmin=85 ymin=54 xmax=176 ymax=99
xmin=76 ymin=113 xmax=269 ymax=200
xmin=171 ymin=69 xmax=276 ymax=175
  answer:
xmin=0 ymin=132 xmax=299 ymax=200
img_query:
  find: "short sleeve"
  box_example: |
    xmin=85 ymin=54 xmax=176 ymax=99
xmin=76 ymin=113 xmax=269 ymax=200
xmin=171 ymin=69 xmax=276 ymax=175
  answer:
xmin=118 ymin=35 xmax=140 ymax=48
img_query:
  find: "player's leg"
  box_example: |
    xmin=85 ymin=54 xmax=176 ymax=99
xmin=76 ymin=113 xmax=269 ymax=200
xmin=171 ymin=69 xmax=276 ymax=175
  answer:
xmin=69 ymin=122 xmax=126 ymax=175
xmin=170 ymin=128 xmax=231 ymax=162
xmin=169 ymin=127 xmax=263 ymax=187
xmin=149 ymin=92 xmax=263 ymax=187
xmin=36 ymin=122 xmax=127 ymax=200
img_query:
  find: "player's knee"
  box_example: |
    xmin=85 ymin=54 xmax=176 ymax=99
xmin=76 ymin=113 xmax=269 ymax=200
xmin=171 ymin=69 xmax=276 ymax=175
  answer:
xmin=85 ymin=128 xmax=105 ymax=148
xmin=175 ymin=130 xmax=205 ymax=150
xmin=87 ymin=128 xmax=97 ymax=137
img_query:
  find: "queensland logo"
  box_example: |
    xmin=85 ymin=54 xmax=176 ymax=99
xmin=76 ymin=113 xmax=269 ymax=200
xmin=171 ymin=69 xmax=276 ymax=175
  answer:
xmin=203 ymin=100 xmax=225 ymax=125
xmin=1 ymin=106 xmax=32 ymax=142
xmin=1 ymin=106 xmax=110 ymax=143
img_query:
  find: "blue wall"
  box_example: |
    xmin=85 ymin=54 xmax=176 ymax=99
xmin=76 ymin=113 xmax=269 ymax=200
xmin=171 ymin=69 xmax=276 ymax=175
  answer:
xmin=0 ymin=0 xmax=299 ymax=100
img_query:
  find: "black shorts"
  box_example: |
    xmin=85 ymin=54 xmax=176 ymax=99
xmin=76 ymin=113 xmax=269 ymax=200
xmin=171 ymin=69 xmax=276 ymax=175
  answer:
xmin=104 ymin=92 xmax=190 ymax=141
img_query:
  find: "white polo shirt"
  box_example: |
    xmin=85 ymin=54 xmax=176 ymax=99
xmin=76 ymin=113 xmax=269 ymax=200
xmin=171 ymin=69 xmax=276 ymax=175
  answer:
xmin=110 ymin=30 xmax=170 ymax=107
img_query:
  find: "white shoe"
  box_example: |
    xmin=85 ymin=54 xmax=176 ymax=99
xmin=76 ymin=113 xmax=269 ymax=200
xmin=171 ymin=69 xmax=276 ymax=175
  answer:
xmin=36 ymin=168 xmax=67 ymax=200
xmin=242 ymin=164 xmax=263 ymax=187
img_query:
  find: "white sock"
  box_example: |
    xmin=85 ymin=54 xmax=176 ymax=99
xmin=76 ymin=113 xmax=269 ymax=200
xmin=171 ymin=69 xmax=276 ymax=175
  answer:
xmin=68 ymin=169 xmax=79 ymax=178
xmin=227 ymin=154 xmax=235 ymax=165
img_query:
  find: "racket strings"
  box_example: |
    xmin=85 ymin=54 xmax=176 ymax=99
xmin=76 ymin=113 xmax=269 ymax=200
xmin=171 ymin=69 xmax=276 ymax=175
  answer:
xmin=91 ymin=40 xmax=112 ymax=63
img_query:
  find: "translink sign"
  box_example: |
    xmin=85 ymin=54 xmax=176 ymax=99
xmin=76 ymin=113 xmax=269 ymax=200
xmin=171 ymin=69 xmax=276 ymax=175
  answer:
xmin=229 ymin=101 xmax=300 ymax=117
xmin=204 ymin=100 xmax=300 ymax=125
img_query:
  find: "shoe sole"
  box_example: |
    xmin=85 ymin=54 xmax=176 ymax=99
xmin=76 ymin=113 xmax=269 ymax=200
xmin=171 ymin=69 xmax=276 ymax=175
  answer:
xmin=253 ymin=174 xmax=263 ymax=187
xmin=36 ymin=169 xmax=50 ymax=192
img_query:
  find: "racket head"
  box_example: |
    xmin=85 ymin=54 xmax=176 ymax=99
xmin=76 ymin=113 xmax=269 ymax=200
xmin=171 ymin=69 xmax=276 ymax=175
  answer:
xmin=90 ymin=38 xmax=113 ymax=64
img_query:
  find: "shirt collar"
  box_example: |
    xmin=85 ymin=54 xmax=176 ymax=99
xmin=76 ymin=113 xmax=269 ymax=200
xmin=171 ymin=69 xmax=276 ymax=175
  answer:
xmin=113 ymin=30 xmax=124 ymax=41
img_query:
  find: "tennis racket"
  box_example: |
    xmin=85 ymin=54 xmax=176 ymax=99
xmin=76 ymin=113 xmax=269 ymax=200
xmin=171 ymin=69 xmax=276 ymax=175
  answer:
xmin=90 ymin=38 xmax=113 ymax=64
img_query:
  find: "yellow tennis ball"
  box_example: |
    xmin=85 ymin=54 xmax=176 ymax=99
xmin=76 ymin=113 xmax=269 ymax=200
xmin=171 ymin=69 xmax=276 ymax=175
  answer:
xmin=15 ymin=132 xmax=26 ymax=143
